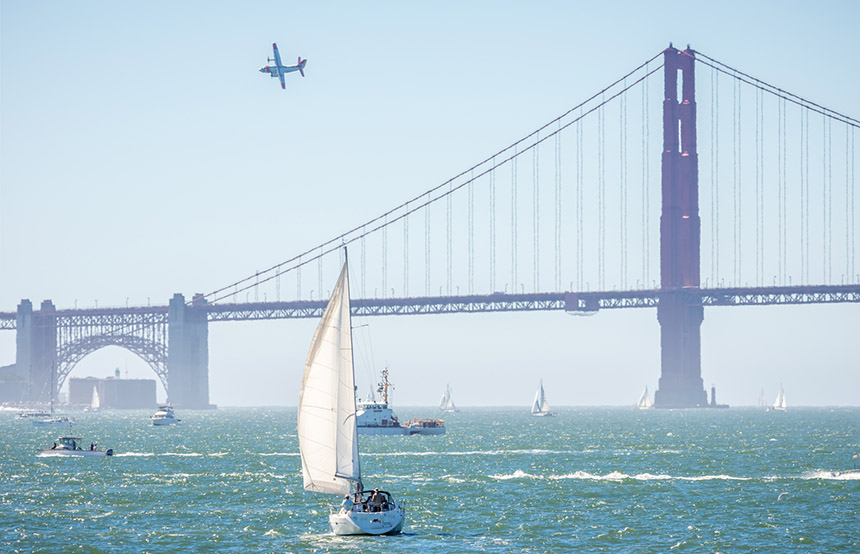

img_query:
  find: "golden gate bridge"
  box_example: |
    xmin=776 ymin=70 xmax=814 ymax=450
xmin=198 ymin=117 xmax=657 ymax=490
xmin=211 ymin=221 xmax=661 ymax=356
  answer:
xmin=2 ymin=45 xmax=857 ymax=408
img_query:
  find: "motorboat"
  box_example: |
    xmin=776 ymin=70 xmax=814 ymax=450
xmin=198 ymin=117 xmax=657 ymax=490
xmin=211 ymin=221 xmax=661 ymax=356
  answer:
xmin=403 ymin=418 xmax=446 ymax=435
xmin=32 ymin=415 xmax=76 ymax=427
xmin=38 ymin=436 xmax=113 ymax=457
xmin=150 ymin=405 xmax=180 ymax=426
xmin=531 ymin=379 xmax=554 ymax=416
xmin=356 ymin=369 xmax=446 ymax=436
xmin=297 ymin=252 xmax=405 ymax=535
xmin=16 ymin=409 xmax=50 ymax=420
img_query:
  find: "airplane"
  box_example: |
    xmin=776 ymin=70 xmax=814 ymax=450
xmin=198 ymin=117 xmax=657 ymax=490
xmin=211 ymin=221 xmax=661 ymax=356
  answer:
xmin=258 ymin=42 xmax=306 ymax=89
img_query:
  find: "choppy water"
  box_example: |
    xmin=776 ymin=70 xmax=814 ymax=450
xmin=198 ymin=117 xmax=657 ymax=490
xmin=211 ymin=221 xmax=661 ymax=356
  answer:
xmin=2 ymin=407 xmax=858 ymax=553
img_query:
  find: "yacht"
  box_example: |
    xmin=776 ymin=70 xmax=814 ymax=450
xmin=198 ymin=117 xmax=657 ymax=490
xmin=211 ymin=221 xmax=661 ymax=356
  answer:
xmin=150 ymin=405 xmax=180 ymax=426
xmin=39 ymin=436 xmax=113 ymax=457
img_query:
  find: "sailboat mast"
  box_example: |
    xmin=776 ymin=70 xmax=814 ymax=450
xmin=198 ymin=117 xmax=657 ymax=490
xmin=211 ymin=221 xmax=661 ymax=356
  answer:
xmin=342 ymin=250 xmax=363 ymax=492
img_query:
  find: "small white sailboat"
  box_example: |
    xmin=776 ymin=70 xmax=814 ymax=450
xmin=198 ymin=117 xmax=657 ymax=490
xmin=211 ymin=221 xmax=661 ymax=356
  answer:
xmin=297 ymin=253 xmax=405 ymax=536
xmin=33 ymin=365 xmax=75 ymax=426
xmin=757 ymin=389 xmax=767 ymax=408
xmin=439 ymin=384 xmax=459 ymax=413
xmin=531 ymin=379 xmax=554 ymax=417
xmin=767 ymin=384 xmax=787 ymax=412
xmin=636 ymin=386 xmax=654 ymax=410
xmin=84 ymin=386 xmax=100 ymax=412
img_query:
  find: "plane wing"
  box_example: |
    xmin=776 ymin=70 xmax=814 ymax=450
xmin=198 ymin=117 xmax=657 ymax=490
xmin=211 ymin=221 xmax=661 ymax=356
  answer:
xmin=279 ymin=70 xmax=286 ymax=89
xmin=272 ymin=43 xmax=283 ymax=68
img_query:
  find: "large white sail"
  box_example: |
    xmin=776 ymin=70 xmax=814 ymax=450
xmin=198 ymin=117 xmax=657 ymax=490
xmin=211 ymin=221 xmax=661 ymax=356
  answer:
xmin=637 ymin=386 xmax=653 ymax=409
xmin=773 ymin=384 xmax=786 ymax=410
xmin=440 ymin=385 xmax=457 ymax=411
xmin=298 ymin=261 xmax=361 ymax=496
xmin=532 ymin=380 xmax=551 ymax=415
xmin=91 ymin=386 xmax=100 ymax=410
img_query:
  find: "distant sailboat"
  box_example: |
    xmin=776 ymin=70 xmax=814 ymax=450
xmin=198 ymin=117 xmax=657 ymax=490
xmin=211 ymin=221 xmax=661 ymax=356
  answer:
xmin=531 ymin=380 xmax=554 ymax=417
xmin=85 ymin=385 xmax=100 ymax=412
xmin=636 ymin=386 xmax=654 ymax=410
xmin=767 ymin=384 xmax=787 ymax=412
xmin=297 ymin=253 xmax=405 ymax=535
xmin=439 ymin=384 xmax=459 ymax=413
xmin=757 ymin=389 xmax=767 ymax=408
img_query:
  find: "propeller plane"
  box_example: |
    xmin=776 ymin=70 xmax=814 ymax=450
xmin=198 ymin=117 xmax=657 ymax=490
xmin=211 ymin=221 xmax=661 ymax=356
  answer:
xmin=259 ymin=42 xmax=306 ymax=89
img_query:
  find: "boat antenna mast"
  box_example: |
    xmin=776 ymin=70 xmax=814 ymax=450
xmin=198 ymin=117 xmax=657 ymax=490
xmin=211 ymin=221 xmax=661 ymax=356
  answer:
xmin=377 ymin=368 xmax=393 ymax=405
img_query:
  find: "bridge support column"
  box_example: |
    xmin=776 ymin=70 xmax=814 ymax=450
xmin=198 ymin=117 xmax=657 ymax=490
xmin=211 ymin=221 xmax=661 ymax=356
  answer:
xmin=654 ymin=45 xmax=708 ymax=408
xmin=16 ymin=300 xmax=58 ymax=404
xmin=167 ymin=293 xmax=211 ymax=408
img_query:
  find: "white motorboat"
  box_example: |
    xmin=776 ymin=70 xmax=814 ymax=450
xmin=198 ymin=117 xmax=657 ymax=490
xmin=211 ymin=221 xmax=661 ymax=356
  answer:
xmin=297 ymin=253 xmax=405 ymax=535
xmin=357 ymin=368 xmax=446 ymax=436
xmin=16 ymin=409 xmax=51 ymax=420
xmin=636 ymin=386 xmax=654 ymax=410
xmin=767 ymin=384 xmax=787 ymax=412
xmin=32 ymin=415 xmax=76 ymax=427
xmin=531 ymin=379 xmax=554 ymax=417
xmin=38 ymin=436 xmax=113 ymax=457
xmin=439 ymin=384 xmax=459 ymax=413
xmin=151 ymin=405 xmax=180 ymax=425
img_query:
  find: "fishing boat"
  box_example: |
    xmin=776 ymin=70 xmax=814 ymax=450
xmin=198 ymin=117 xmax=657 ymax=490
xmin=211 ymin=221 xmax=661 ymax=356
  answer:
xmin=767 ymin=384 xmax=787 ymax=412
xmin=150 ymin=405 xmax=180 ymax=425
xmin=439 ymin=384 xmax=459 ymax=413
xmin=297 ymin=253 xmax=405 ymax=535
xmin=357 ymin=369 xmax=446 ymax=436
xmin=531 ymin=379 xmax=554 ymax=417
xmin=38 ymin=436 xmax=113 ymax=457
xmin=636 ymin=386 xmax=654 ymax=410
xmin=84 ymin=386 xmax=100 ymax=412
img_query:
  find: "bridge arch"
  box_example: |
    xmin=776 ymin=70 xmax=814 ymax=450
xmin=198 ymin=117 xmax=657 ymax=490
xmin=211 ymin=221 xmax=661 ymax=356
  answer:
xmin=56 ymin=335 xmax=168 ymax=393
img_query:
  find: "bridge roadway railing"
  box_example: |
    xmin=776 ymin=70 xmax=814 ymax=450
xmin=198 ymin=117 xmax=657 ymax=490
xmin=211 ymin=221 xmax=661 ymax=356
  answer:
xmin=1 ymin=284 xmax=858 ymax=328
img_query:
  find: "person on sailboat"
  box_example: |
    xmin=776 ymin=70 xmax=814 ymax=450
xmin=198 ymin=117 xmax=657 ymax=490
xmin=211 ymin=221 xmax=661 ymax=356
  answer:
xmin=341 ymin=495 xmax=354 ymax=512
xmin=370 ymin=489 xmax=384 ymax=512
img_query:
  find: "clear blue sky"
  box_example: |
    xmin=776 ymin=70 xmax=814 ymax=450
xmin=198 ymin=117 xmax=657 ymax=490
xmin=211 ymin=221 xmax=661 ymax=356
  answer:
xmin=1 ymin=1 xmax=858 ymax=406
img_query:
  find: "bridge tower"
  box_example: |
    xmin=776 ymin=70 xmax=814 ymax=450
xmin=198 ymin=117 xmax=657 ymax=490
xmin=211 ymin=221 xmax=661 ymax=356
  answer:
xmin=15 ymin=299 xmax=58 ymax=404
xmin=654 ymin=46 xmax=708 ymax=408
xmin=167 ymin=293 xmax=211 ymax=408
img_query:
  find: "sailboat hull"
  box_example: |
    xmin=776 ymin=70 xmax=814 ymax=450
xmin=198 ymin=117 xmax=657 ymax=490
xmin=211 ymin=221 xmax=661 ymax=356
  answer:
xmin=329 ymin=506 xmax=405 ymax=535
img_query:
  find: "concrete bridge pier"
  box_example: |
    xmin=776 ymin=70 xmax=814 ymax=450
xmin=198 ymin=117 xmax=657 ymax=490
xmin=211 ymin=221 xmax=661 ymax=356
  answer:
xmin=15 ymin=299 xmax=58 ymax=404
xmin=167 ymin=293 xmax=212 ymax=408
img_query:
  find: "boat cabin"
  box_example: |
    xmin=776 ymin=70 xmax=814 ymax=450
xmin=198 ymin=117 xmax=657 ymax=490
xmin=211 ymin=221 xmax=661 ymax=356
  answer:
xmin=54 ymin=437 xmax=83 ymax=451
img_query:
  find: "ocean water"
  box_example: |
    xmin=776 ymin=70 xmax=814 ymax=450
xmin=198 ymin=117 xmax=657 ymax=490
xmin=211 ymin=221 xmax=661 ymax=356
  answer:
xmin=2 ymin=407 xmax=858 ymax=553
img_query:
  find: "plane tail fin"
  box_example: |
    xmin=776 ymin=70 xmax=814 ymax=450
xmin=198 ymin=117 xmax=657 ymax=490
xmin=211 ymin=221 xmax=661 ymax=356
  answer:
xmin=298 ymin=57 xmax=307 ymax=77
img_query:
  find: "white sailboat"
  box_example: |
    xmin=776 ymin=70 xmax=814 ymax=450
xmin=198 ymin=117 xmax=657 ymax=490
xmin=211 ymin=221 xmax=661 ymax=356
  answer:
xmin=439 ymin=384 xmax=459 ymax=413
xmin=297 ymin=253 xmax=405 ymax=536
xmin=531 ymin=379 xmax=554 ymax=416
xmin=84 ymin=385 xmax=100 ymax=412
xmin=636 ymin=386 xmax=654 ymax=410
xmin=768 ymin=384 xmax=787 ymax=412
xmin=757 ymin=389 xmax=767 ymax=408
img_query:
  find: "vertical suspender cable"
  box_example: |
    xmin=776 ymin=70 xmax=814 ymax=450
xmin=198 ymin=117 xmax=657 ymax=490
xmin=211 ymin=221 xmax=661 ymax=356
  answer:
xmin=800 ymin=107 xmax=806 ymax=283
xmin=822 ymin=113 xmax=828 ymax=283
xmin=511 ymin=148 xmax=517 ymax=292
xmin=319 ymin=246 xmax=324 ymax=300
xmin=755 ymin=87 xmax=760 ymax=285
xmin=403 ymin=204 xmax=409 ymax=297
xmin=469 ymin=170 xmax=474 ymax=294
xmin=490 ymin=160 xmax=496 ymax=291
xmin=827 ymin=116 xmax=832 ymax=284
xmin=425 ymin=193 xmax=430 ymax=296
xmin=645 ymin=66 xmax=651 ymax=287
xmin=555 ymin=125 xmax=562 ymax=291
xmin=446 ymin=182 xmax=452 ymax=294
xmin=778 ymin=99 xmax=784 ymax=285
xmin=577 ymin=114 xmax=583 ymax=289
xmin=732 ymin=77 xmax=738 ymax=286
xmin=599 ymin=98 xmax=605 ymax=289
xmin=382 ymin=214 xmax=388 ymax=297
xmin=621 ymin=80 xmax=628 ymax=288
xmin=533 ymin=134 xmax=540 ymax=292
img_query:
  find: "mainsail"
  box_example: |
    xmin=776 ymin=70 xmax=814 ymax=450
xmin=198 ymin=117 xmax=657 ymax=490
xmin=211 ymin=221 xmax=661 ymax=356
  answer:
xmin=773 ymin=384 xmax=786 ymax=410
xmin=637 ymin=386 xmax=653 ymax=409
xmin=297 ymin=260 xmax=361 ymax=496
xmin=439 ymin=385 xmax=456 ymax=411
xmin=532 ymin=380 xmax=551 ymax=414
xmin=91 ymin=386 xmax=100 ymax=410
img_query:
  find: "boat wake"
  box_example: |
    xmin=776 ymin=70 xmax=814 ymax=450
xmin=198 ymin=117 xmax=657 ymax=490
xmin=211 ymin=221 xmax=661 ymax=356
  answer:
xmin=490 ymin=470 xmax=752 ymax=481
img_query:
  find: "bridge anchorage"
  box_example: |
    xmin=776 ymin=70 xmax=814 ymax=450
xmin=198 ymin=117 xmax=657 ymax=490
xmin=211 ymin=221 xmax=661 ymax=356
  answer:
xmin=5 ymin=294 xmax=212 ymax=409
